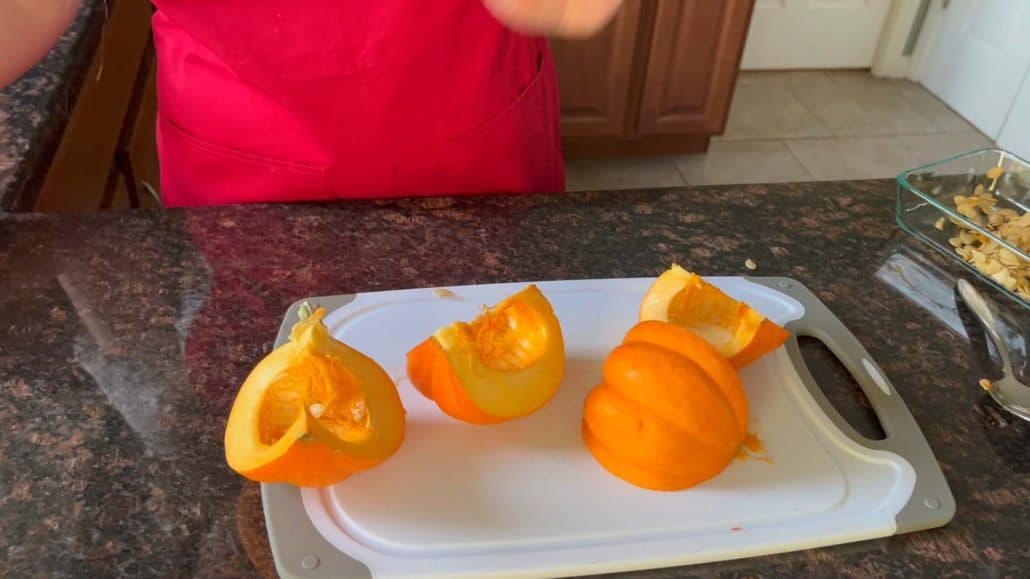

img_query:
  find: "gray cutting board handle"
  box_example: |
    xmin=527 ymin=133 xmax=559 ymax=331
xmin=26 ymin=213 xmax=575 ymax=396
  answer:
xmin=750 ymin=278 xmax=955 ymax=534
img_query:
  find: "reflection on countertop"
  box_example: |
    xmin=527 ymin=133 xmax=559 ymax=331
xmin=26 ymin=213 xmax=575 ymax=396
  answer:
xmin=0 ymin=181 xmax=1028 ymax=576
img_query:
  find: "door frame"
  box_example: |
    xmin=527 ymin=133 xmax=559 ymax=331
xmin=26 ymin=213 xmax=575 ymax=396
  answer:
xmin=738 ymin=0 xmax=944 ymax=77
xmin=871 ymin=0 xmax=947 ymax=80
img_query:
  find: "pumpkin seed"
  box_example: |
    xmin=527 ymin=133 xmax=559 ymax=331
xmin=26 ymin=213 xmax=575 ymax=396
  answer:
xmin=944 ymin=175 xmax=1028 ymax=299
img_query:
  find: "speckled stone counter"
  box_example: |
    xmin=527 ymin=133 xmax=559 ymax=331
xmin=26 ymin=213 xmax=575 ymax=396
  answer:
xmin=0 ymin=1 xmax=105 ymax=211
xmin=1 ymin=182 xmax=1028 ymax=578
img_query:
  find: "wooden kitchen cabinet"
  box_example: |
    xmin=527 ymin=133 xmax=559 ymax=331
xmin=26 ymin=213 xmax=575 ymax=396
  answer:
xmin=34 ymin=0 xmax=153 ymax=211
xmin=553 ymin=0 xmax=755 ymax=157
xmin=550 ymin=0 xmax=644 ymax=137
xmin=116 ymin=44 xmax=162 ymax=210
xmin=638 ymin=0 xmax=755 ymax=135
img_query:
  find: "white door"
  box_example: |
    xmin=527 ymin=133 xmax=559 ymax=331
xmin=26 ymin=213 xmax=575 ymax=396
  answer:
xmin=998 ymin=71 xmax=1030 ymax=160
xmin=920 ymin=0 xmax=1030 ymax=139
xmin=740 ymin=0 xmax=893 ymax=70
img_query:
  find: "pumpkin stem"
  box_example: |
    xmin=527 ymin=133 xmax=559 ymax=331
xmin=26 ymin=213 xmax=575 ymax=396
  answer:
xmin=291 ymin=301 xmax=330 ymax=350
xmin=298 ymin=301 xmax=316 ymax=322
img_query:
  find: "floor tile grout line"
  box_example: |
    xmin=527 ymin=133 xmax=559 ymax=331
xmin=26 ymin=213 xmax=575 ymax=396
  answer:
xmin=781 ymin=74 xmax=986 ymax=138
xmin=777 ymin=139 xmax=817 ymax=181
xmin=717 ymin=128 xmax=991 ymax=144
xmin=780 ymin=140 xmax=825 ymax=181
xmin=672 ymin=157 xmax=691 ymax=186
xmin=780 ymin=81 xmax=836 ymax=137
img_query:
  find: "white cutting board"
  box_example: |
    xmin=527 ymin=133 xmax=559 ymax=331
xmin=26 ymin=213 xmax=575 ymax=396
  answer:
xmin=284 ymin=277 xmax=921 ymax=578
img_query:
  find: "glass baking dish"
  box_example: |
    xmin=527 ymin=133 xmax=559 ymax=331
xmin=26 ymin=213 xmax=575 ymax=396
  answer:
xmin=896 ymin=148 xmax=1030 ymax=310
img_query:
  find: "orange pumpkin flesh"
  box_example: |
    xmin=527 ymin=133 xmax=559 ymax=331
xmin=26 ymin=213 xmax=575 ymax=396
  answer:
xmin=407 ymin=337 xmax=505 ymax=425
xmin=225 ymin=306 xmax=406 ymax=487
xmin=727 ymin=320 xmax=791 ymax=368
xmin=406 ymin=285 xmax=565 ymax=423
xmin=639 ymin=265 xmax=789 ymax=367
xmin=582 ymin=321 xmax=748 ymax=491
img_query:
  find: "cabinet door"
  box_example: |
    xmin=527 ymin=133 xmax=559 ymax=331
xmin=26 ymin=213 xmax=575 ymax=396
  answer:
xmin=637 ymin=0 xmax=754 ymax=135
xmin=550 ymin=0 xmax=643 ymax=137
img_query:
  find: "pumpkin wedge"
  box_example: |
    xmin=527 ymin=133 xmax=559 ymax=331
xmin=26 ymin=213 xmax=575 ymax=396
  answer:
xmin=639 ymin=265 xmax=789 ymax=368
xmin=224 ymin=304 xmax=406 ymax=488
xmin=583 ymin=321 xmax=747 ymax=491
xmin=407 ymin=285 xmax=565 ymax=424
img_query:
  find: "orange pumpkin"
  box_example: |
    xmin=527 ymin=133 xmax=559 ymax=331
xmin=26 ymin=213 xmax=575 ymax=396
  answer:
xmin=639 ymin=265 xmax=789 ymax=368
xmin=224 ymin=304 xmax=406 ymax=487
xmin=407 ymin=285 xmax=565 ymax=424
xmin=582 ymin=320 xmax=748 ymax=491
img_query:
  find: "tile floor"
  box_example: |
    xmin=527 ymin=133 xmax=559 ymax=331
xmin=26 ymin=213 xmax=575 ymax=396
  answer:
xmin=565 ymin=70 xmax=995 ymax=191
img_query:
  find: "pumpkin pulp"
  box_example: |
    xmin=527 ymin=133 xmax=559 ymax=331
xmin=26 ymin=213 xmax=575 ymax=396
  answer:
xmin=640 ymin=264 xmax=789 ymax=368
xmin=407 ymin=285 xmax=565 ymax=423
xmin=257 ymin=353 xmax=370 ymax=446
xmin=225 ymin=306 xmax=406 ymax=487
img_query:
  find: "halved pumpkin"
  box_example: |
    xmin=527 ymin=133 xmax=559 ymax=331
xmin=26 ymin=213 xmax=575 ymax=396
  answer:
xmin=224 ymin=304 xmax=406 ymax=487
xmin=582 ymin=321 xmax=748 ymax=491
xmin=639 ymin=265 xmax=789 ymax=368
xmin=406 ymin=285 xmax=565 ymax=424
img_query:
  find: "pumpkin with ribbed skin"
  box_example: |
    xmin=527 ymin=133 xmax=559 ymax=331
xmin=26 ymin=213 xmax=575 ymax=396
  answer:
xmin=582 ymin=320 xmax=748 ymax=491
xmin=640 ymin=265 xmax=789 ymax=368
xmin=407 ymin=285 xmax=565 ymax=424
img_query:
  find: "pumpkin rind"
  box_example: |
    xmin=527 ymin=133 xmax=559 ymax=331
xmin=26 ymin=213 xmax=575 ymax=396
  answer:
xmin=224 ymin=307 xmax=406 ymax=488
xmin=406 ymin=284 xmax=565 ymax=423
xmin=406 ymin=338 xmax=505 ymax=425
xmin=622 ymin=320 xmax=748 ymax=438
xmin=640 ymin=264 xmax=789 ymax=367
xmin=729 ymin=320 xmax=791 ymax=369
xmin=582 ymin=321 xmax=748 ymax=491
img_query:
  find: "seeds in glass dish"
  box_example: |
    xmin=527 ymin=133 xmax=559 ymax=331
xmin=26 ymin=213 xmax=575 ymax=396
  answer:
xmin=942 ymin=177 xmax=1029 ymax=300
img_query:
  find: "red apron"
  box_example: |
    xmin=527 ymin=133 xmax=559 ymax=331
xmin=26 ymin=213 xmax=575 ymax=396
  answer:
xmin=151 ymin=0 xmax=565 ymax=206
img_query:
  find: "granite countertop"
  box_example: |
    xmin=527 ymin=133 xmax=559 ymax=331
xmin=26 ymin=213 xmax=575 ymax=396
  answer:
xmin=1 ymin=182 xmax=1028 ymax=578
xmin=0 ymin=0 xmax=105 ymax=211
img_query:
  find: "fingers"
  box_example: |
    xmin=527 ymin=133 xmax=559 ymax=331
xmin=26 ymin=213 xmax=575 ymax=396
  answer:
xmin=481 ymin=0 xmax=623 ymax=38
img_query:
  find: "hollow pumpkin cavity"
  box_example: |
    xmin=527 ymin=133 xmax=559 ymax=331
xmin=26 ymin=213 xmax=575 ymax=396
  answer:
xmin=224 ymin=304 xmax=406 ymax=488
xmin=640 ymin=264 xmax=789 ymax=368
xmin=666 ymin=283 xmax=763 ymax=355
xmin=407 ymin=284 xmax=566 ymax=424
xmin=468 ymin=300 xmax=547 ymax=372
xmin=257 ymin=354 xmax=371 ymax=446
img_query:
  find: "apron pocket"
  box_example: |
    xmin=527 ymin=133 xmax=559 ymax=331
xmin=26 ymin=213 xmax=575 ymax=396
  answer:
xmin=159 ymin=117 xmax=332 ymax=206
xmin=443 ymin=49 xmax=564 ymax=195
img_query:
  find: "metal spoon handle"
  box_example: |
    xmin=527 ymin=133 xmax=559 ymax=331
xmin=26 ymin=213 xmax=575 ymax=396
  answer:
xmin=957 ymin=279 xmax=1014 ymax=373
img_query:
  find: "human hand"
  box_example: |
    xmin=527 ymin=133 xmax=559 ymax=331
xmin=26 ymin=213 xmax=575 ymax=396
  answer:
xmin=482 ymin=0 xmax=624 ymax=38
xmin=0 ymin=0 xmax=82 ymax=88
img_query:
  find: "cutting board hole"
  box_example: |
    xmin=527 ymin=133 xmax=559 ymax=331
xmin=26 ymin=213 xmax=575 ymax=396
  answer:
xmin=798 ymin=336 xmax=886 ymax=441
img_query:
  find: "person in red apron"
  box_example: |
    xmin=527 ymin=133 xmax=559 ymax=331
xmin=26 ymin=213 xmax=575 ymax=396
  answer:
xmin=150 ymin=0 xmax=624 ymax=207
